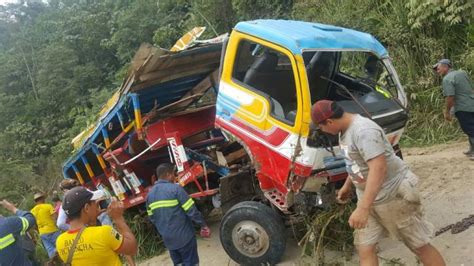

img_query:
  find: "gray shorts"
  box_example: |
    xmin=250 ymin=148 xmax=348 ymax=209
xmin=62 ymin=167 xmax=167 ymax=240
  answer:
xmin=354 ymin=177 xmax=434 ymax=250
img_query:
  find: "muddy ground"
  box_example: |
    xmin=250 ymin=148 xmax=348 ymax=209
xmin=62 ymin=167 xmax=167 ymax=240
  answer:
xmin=139 ymin=141 xmax=474 ymax=265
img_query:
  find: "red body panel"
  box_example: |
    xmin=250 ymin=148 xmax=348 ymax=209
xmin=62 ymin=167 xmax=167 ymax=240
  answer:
xmin=216 ymin=116 xmax=294 ymax=193
xmin=144 ymin=107 xmax=216 ymax=146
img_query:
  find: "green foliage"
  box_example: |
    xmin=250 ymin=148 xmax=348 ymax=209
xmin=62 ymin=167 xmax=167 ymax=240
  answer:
xmin=126 ymin=212 xmax=164 ymax=260
xmin=406 ymin=0 xmax=472 ymax=29
xmin=0 ymin=1 xmax=310 ymax=198
xmin=233 ymin=0 xmax=293 ymax=20
xmin=299 ymin=203 xmax=355 ymax=263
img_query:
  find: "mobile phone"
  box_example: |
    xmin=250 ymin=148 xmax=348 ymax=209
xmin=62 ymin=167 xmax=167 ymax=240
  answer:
xmin=99 ymin=199 xmax=111 ymax=210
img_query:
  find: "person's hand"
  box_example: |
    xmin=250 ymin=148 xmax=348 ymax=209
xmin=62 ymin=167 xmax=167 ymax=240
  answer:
xmin=444 ymin=112 xmax=452 ymax=121
xmin=335 ymin=185 xmax=352 ymax=204
xmin=0 ymin=200 xmax=18 ymax=213
xmin=107 ymin=198 xmax=125 ymax=221
xmin=200 ymin=226 xmax=211 ymax=238
xmin=348 ymin=207 xmax=370 ymax=229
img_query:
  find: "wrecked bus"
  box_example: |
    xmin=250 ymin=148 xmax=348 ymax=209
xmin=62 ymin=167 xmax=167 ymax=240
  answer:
xmin=62 ymin=20 xmax=408 ymax=264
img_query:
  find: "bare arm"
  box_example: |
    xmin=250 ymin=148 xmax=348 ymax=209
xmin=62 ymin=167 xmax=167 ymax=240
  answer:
xmin=107 ymin=199 xmax=138 ymax=256
xmin=348 ymin=154 xmax=387 ymax=229
xmin=444 ymin=96 xmax=455 ymax=120
xmin=51 ymin=210 xmax=58 ymax=221
xmin=358 ymin=154 xmax=387 ymax=210
xmin=336 ymin=175 xmax=353 ymax=203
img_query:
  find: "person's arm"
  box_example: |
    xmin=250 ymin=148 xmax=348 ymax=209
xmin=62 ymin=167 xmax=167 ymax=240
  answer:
xmin=107 ymin=198 xmax=137 ymax=256
xmin=175 ymin=186 xmax=206 ymax=227
xmin=48 ymin=204 xmax=58 ymax=221
xmin=56 ymin=206 xmax=70 ymax=231
xmin=347 ymin=128 xmax=387 ymax=229
xmin=1 ymin=200 xmax=36 ymax=234
xmin=349 ymin=155 xmax=387 ymax=229
xmin=175 ymin=185 xmax=210 ymax=237
xmin=336 ymin=175 xmax=353 ymax=204
xmin=444 ymin=96 xmax=455 ymax=121
xmin=442 ymin=77 xmax=456 ymax=121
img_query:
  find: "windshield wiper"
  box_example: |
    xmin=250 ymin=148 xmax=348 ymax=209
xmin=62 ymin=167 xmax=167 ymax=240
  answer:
xmin=320 ymin=76 xmax=372 ymax=119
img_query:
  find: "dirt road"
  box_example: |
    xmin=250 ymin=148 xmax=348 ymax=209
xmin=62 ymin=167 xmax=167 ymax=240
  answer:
xmin=139 ymin=141 xmax=474 ymax=265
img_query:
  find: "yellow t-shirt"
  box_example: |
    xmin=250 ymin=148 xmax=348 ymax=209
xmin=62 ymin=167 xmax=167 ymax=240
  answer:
xmin=56 ymin=225 xmax=123 ymax=266
xmin=30 ymin=203 xmax=58 ymax=235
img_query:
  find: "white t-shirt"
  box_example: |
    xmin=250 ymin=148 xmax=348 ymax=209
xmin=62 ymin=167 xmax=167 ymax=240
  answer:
xmin=339 ymin=115 xmax=408 ymax=204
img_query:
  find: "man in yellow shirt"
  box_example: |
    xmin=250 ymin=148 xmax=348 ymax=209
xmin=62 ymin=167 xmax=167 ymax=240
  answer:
xmin=30 ymin=193 xmax=61 ymax=259
xmin=56 ymin=187 xmax=137 ymax=265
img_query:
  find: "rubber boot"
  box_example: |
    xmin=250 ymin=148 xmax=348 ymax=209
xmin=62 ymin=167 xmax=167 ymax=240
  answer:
xmin=465 ymin=136 xmax=474 ymax=157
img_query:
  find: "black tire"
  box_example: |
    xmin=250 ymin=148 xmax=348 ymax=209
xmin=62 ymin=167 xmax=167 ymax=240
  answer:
xmin=219 ymin=201 xmax=286 ymax=265
xmin=220 ymin=194 xmax=255 ymax=214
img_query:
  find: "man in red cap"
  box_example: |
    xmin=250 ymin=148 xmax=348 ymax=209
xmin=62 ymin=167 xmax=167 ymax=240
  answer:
xmin=311 ymin=100 xmax=445 ymax=266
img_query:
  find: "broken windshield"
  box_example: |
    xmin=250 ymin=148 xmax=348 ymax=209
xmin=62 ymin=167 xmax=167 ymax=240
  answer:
xmin=303 ymin=50 xmax=399 ymax=104
xmin=338 ymin=51 xmax=398 ymax=97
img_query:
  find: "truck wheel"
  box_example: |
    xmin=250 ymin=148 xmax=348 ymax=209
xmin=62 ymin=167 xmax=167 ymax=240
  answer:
xmin=220 ymin=201 xmax=286 ymax=265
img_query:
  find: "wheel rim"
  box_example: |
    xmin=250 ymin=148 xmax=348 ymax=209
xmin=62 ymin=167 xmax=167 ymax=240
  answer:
xmin=231 ymin=220 xmax=270 ymax=258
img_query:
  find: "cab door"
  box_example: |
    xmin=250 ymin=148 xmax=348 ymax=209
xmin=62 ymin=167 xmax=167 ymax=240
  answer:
xmin=217 ymin=31 xmax=303 ymax=193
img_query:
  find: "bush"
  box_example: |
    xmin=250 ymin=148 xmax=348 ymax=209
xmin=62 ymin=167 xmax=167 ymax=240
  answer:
xmin=126 ymin=212 xmax=165 ymax=261
xmin=298 ymin=203 xmax=356 ymax=263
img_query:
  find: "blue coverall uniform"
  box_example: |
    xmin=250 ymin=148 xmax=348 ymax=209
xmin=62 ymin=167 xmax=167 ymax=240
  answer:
xmin=147 ymin=179 xmax=206 ymax=266
xmin=0 ymin=209 xmax=36 ymax=266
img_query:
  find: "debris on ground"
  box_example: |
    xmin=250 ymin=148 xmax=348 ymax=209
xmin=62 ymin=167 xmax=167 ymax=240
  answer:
xmin=435 ymin=214 xmax=474 ymax=236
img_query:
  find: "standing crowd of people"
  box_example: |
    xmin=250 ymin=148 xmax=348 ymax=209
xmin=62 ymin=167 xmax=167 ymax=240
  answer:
xmin=0 ymin=58 xmax=472 ymax=266
xmin=0 ymin=165 xmax=211 ymax=266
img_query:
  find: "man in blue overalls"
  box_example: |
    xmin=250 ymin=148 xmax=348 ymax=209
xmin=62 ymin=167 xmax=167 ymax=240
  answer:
xmin=0 ymin=199 xmax=37 ymax=265
xmin=147 ymin=163 xmax=210 ymax=266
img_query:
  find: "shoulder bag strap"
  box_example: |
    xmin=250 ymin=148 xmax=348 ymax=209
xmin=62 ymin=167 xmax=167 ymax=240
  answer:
xmin=66 ymin=227 xmax=86 ymax=265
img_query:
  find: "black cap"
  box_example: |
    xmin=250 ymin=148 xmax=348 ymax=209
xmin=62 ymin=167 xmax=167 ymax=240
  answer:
xmin=62 ymin=187 xmax=105 ymax=216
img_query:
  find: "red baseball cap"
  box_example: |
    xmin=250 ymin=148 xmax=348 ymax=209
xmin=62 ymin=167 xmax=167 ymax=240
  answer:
xmin=311 ymin=100 xmax=337 ymax=124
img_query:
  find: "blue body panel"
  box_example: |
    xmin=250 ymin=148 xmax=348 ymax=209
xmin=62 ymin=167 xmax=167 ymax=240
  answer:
xmin=234 ymin=20 xmax=388 ymax=58
xmin=62 ymin=73 xmax=210 ymax=179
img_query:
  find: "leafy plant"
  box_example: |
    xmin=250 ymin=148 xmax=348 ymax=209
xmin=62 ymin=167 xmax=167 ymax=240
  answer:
xmin=298 ymin=203 xmax=356 ymax=263
xmin=125 ymin=212 xmax=164 ymax=260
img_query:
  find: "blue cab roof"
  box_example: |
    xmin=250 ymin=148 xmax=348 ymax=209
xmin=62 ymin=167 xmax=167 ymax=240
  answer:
xmin=234 ymin=20 xmax=388 ymax=58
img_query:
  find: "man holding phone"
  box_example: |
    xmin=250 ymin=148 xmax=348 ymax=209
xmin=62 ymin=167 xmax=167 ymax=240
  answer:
xmin=55 ymin=187 xmax=138 ymax=265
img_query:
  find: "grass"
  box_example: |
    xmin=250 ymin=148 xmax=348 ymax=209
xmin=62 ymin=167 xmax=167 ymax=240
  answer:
xmin=400 ymin=86 xmax=464 ymax=147
xmin=125 ymin=212 xmax=165 ymax=261
xmin=298 ymin=203 xmax=356 ymax=264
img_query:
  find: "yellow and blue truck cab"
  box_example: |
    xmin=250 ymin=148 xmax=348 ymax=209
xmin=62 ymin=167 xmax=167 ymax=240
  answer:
xmin=62 ymin=20 xmax=409 ymax=265
xmin=216 ymin=19 xmax=407 ymax=204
